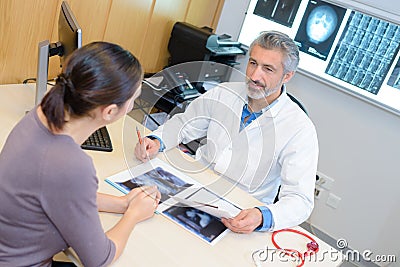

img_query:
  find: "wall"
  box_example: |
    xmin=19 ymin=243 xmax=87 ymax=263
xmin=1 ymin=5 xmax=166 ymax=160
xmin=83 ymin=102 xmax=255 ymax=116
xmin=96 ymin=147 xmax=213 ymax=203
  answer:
xmin=0 ymin=0 xmax=224 ymax=84
xmin=289 ymin=73 xmax=400 ymax=266
xmin=219 ymin=0 xmax=400 ymax=265
xmin=215 ymin=0 xmax=249 ymax=40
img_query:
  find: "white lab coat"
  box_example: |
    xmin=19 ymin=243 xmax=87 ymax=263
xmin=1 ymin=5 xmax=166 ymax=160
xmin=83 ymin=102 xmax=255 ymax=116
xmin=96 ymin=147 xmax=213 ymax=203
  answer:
xmin=152 ymin=82 xmax=319 ymax=231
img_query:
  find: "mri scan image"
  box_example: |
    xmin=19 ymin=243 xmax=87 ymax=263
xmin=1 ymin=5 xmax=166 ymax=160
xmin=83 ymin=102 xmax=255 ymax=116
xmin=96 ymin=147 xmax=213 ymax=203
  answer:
xmin=326 ymin=11 xmax=400 ymax=95
xmin=306 ymin=5 xmax=338 ymax=44
xmin=294 ymin=0 xmax=346 ymax=60
xmin=253 ymin=0 xmax=302 ymax=27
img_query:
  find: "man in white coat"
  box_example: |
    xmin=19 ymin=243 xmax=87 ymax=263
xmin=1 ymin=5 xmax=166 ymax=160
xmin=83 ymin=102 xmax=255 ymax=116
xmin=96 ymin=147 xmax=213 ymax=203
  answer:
xmin=135 ymin=31 xmax=318 ymax=233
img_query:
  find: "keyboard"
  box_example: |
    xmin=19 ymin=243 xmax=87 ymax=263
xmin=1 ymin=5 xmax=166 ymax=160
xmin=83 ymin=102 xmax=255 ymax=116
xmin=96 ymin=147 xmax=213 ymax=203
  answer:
xmin=81 ymin=126 xmax=113 ymax=152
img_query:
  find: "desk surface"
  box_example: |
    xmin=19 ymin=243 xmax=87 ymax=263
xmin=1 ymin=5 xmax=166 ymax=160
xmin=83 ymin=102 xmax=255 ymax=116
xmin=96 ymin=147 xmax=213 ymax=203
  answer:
xmin=0 ymin=84 xmax=343 ymax=267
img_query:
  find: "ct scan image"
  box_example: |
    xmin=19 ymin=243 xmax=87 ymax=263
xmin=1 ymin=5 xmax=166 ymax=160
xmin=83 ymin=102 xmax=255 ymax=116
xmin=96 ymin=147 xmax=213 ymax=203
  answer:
xmin=163 ymin=205 xmax=227 ymax=243
xmin=387 ymin=58 xmax=400 ymax=90
xmin=294 ymin=0 xmax=346 ymax=60
xmin=253 ymin=0 xmax=302 ymax=27
xmin=326 ymin=11 xmax=400 ymax=95
xmin=117 ymin=167 xmax=192 ymax=203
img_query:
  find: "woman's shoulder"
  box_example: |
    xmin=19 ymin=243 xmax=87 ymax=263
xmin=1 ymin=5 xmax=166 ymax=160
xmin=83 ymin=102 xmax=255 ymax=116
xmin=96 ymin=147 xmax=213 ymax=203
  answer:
xmin=42 ymin=139 xmax=96 ymax=185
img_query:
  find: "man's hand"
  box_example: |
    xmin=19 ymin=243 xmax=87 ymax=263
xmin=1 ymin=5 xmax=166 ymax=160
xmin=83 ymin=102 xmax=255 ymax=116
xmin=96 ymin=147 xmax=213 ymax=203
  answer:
xmin=134 ymin=137 xmax=161 ymax=162
xmin=221 ymin=208 xmax=263 ymax=234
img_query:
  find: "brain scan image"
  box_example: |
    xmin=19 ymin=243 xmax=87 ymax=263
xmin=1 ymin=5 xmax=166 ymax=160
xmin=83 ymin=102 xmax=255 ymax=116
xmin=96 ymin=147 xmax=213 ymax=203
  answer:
xmin=306 ymin=5 xmax=338 ymax=44
xmin=294 ymin=1 xmax=346 ymax=60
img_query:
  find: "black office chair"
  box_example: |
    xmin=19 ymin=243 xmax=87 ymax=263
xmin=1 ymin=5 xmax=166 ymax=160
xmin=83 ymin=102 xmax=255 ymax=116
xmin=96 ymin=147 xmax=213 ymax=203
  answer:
xmin=273 ymin=92 xmax=310 ymax=203
xmin=287 ymin=92 xmax=308 ymax=116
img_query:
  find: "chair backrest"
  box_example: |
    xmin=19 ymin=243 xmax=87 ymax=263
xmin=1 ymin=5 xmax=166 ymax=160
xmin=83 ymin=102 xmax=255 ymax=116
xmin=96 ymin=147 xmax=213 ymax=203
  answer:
xmin=287 ymin=92 xmax=308 ymax=115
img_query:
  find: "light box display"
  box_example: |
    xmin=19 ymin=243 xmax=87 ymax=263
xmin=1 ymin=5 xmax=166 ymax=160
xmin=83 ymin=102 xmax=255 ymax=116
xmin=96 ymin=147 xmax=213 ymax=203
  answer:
xmin=239 ymin=0 xmax=400 ymax=114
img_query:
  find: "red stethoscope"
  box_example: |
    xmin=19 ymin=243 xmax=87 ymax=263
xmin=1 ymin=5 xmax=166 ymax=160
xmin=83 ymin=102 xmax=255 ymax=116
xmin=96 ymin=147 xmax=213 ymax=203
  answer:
xmin=271 ymin=228 xmax=319 ymax=267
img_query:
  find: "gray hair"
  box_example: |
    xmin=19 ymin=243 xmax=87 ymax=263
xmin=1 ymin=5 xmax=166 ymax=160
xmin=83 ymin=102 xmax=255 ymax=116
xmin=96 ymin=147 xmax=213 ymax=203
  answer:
xmin=249 ymin=31 xmax=299 ymax=73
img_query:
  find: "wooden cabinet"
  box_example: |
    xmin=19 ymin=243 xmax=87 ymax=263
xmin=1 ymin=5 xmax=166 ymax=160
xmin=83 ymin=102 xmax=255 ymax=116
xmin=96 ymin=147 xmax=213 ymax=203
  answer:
xmin=0 ymin=0 xmax=58 ymax=83
xmin=0 ymin=0 xmax=224 ymax=84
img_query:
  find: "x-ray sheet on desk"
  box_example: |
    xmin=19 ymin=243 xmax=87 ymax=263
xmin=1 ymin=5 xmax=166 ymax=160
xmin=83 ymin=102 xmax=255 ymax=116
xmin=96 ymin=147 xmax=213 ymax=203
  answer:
xmin=105 ymin=158 xmax=241 ymax=245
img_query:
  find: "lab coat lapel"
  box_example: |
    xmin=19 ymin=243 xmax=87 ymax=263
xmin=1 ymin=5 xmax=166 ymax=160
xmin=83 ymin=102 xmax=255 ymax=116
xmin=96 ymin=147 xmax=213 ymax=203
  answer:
xmin=219 ymin=82 xmax=248 ymax=138
xmin=222 ymin=97 xmax=282 ymax=190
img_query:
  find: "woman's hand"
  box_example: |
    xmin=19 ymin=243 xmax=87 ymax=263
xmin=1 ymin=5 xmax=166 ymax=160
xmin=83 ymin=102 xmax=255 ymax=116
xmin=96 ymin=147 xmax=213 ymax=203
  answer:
xmin=98 ymin=186 xmax=160 ymax=216
xmin=124 ymin=186 xmax=161 ymax=222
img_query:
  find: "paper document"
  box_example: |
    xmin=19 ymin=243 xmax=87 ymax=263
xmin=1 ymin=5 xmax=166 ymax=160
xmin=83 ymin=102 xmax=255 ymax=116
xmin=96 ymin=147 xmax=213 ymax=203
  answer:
xmin=105 ymin=158 xmax=242 ymax=245
xmin=169 ymin=191 xmax=240 ymax=219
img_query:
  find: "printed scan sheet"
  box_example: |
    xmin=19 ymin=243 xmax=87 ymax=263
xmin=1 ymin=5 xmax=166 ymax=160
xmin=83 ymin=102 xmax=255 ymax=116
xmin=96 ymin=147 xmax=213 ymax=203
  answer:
xmin=106 ymin=158 xmax=241 ymax=245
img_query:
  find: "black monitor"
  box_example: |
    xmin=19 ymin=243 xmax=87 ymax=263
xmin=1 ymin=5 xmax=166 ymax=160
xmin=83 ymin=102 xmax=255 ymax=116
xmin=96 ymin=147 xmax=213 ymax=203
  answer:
xmin=35 ymin=1 xmax=82 ymax=105
xmin=58 ymin=1 xmax=82 ymax=67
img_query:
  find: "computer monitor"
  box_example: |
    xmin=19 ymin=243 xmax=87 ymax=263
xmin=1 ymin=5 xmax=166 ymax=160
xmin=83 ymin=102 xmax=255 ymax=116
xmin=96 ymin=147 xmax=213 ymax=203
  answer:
xmin=58 ymin=1 xmax=82 ymax=67
xmin=35 ymin=1 xmax=82 ymax=105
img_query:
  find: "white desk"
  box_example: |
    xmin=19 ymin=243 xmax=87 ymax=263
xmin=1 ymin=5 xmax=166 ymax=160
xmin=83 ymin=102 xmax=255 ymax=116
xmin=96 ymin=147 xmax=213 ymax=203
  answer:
xmin=0 ymin=84 xmax=343 ymax=267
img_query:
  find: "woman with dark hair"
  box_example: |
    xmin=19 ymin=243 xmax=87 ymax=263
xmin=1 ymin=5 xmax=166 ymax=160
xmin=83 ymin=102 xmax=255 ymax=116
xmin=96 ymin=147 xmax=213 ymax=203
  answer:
xmin=0 ymin=42 xmax=160 ymax=266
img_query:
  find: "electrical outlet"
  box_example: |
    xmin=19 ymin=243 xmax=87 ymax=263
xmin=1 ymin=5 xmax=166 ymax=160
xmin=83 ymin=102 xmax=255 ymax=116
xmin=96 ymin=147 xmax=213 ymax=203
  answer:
xmin=326 ymin=193 xmax=341 ymax=209
xmin=314 ymin=185 xmax=325 ymax=199
xmin=314 ymin=186 xmax=324 ymax=199
xmin=316 ymin=171 xmax=334 ymax=190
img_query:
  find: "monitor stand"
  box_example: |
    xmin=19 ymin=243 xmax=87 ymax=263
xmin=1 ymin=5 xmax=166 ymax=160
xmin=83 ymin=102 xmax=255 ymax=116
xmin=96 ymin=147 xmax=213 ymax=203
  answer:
xmin=35 ymin=40 xmax=50 ymax=106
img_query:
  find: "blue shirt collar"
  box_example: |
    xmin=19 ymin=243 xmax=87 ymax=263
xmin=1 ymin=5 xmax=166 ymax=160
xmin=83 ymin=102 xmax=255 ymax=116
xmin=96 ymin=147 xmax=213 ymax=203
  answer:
xmin=244 ymin=85 xmax=285 ymax=113
xmin=240 ymin=86 xmax=286 ymax=129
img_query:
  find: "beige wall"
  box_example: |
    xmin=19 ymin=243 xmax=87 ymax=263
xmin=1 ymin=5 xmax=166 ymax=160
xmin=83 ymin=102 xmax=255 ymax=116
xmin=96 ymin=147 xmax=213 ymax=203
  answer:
xmin=0 ymin=0 xmax=224 ymax=84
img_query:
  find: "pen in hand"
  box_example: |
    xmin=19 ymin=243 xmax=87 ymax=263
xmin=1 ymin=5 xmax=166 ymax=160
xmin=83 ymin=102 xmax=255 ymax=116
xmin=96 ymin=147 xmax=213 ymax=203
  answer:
xmin=136 ymin=126 xmax=151 ymax=162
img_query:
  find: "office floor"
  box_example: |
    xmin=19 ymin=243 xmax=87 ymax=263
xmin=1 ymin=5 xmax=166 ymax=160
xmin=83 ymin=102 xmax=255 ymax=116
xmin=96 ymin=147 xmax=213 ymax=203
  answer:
xmin=128 ymin=103 xmax=148 ymax=124
xmin=129 ymin=100 xmax=171 ymax=132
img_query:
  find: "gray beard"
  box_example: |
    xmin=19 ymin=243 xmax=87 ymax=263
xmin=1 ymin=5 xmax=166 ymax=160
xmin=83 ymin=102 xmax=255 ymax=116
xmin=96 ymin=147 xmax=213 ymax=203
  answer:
xmin=247 ymin=86 xmax=280 ymax=100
